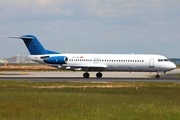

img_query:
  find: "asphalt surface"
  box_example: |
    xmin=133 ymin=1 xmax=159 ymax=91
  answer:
xmin=0 ymin=74 xmax=179 ymax=82
xmin=0 ymin=69 xmax=179 ymax=82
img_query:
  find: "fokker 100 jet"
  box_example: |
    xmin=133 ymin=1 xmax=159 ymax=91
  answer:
xmin=5 ymin=35 xmax=176 ymax=78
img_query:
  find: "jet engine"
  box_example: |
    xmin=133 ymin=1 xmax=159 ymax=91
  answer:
xmin=43 ymin=56 xmax=68 ymax=64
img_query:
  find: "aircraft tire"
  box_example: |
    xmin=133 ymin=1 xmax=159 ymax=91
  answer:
xmin=155 ymin=74 xmax=160 ymax=78
xmin=96 ymin=72 xmax=102 ymax=78
xmin=83 ymin=73 xmax=90 ymax=78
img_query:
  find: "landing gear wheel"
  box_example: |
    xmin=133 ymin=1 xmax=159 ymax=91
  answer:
xmin=96 ymin=72 xmax=102 ymax=78
xmin=83 ymin=73 xmax=90 ymax=78
xmin=155 ymin=74 xmax=160 ymax=78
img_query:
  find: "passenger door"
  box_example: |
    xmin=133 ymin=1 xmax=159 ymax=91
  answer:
xmin=149 ymin=58 xmax=154 ymax=68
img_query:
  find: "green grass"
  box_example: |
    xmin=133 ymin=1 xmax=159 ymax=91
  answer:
xmin=177 ymin=64 xmax=180 ymax=68
xmin=175 ymin=74 xmax=180 ymax=78
xmin=0 ymin=81 xmax=180 ymax=120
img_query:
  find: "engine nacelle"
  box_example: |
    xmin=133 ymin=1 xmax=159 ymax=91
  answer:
xmin=43 ymin=56 xmax=68 ymax=64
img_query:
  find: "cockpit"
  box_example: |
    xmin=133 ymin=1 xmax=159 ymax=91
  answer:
xmin=158 ymin=59 xmax=169 ymax=62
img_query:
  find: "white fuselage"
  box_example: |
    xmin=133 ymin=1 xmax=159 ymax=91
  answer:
xmin=29 ymin=54 xmax=176 ymax=73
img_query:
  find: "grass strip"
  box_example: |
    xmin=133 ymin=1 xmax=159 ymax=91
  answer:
xmin=0 ymin=81 xmax=180 ymax=120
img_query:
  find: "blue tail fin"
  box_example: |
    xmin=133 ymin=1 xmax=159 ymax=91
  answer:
xmin=19 ymin=35 xmax=59 ymax=55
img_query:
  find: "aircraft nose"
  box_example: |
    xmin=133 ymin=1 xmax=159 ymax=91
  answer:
xmin=170 ymin=62 xmax=176 ymax=70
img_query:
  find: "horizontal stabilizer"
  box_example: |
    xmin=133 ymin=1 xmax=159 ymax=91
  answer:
xmin=4 ymin=36 xmax=33 ymax=40
xmin=4 ymin=36 xmax=21 ymax=39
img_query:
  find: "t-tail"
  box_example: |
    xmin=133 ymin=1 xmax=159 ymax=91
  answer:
xmin=5 ymin=35 xmax=59 ymax=55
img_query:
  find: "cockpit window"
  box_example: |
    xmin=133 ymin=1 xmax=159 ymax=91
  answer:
xmin=158 ymin=59 xmax=169 ymax=62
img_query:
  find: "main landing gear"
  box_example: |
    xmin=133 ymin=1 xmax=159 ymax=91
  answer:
xmin=96 ymin=72 xmax=102 ymax=78
xmin=83 ymin=72 xmax=103 ymax=78
xmin=83 ymin=72 xmax=90 ymax=78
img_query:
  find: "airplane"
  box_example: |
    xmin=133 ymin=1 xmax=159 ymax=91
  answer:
xmin=5 ymin=35 xmax=176 ymax=78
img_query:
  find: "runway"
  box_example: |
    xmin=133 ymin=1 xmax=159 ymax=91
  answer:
xmin=0 ymin=76 xmax=180 ymax=82
xmin=0 ymin=74 xmax=180 ymax=82
xmin=0 ymin=70 xmax=180 ymax=82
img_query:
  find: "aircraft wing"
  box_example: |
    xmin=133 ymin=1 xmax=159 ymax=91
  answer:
xmin=49 ymin=64 xmax=107 ymax=71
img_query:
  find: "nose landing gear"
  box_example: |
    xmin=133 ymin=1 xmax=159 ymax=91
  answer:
xmin=155 ymin=74 xmax=160 ymax=78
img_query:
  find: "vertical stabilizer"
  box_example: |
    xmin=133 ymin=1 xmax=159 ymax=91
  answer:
xmin=21 ymin=35 xmax=47 ymax=55
xmin=6 ymin=35 xmax=59 ymax=55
